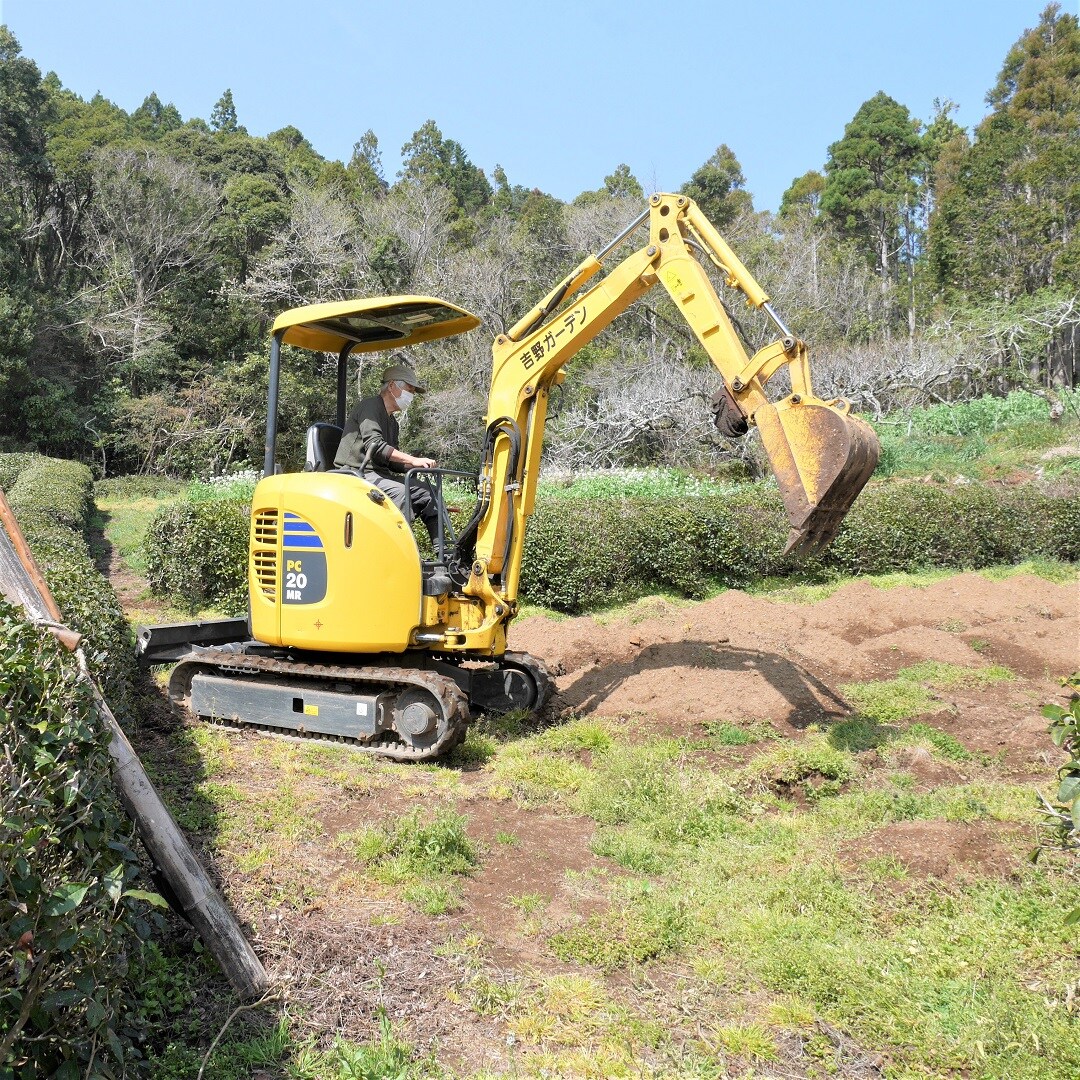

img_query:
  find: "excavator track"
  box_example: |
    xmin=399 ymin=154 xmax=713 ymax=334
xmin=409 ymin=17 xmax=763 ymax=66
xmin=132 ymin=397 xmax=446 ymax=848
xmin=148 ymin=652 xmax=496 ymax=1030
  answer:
xmin=501 ymin=650 xmax=555 ymax=714
xmin=167 ymin=649 xmax=470 ymax=762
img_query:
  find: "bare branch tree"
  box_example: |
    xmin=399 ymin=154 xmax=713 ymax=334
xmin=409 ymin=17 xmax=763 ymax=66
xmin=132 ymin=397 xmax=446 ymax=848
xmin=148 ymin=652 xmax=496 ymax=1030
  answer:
xmin=236 ymin=184 xmax=367 ymax=311
xmin=74 ymin=148 xmax=216 ymax=390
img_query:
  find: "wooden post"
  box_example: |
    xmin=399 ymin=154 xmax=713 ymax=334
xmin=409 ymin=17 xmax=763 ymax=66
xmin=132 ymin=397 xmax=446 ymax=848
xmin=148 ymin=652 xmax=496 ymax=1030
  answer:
xmin=0 ymin=488 xmax=269 ymax=1001
xmin=81 ymin=657 xmax=270 ymax=1000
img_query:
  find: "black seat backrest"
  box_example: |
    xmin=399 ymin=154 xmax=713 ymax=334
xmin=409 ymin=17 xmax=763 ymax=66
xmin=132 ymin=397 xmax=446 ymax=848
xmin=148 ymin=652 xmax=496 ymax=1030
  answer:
xmin=304 ymin=423 xmax=344 ymax=472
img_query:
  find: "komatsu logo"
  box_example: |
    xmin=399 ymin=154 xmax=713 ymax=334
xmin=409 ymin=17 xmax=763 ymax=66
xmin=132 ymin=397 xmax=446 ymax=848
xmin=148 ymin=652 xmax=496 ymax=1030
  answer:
xmin=281 ymin=513 xmax=328 ymax=605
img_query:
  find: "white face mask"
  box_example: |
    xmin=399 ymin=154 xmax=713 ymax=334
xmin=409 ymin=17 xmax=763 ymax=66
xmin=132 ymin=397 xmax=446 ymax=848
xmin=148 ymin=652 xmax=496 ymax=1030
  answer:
xmin=394 ymin=383 xmax=414 ymax=412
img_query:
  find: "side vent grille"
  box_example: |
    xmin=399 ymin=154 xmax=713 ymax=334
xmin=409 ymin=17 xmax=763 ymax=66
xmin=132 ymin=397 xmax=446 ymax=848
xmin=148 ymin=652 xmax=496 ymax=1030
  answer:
xmin=252 ymin=509 xmax=279 ymax=599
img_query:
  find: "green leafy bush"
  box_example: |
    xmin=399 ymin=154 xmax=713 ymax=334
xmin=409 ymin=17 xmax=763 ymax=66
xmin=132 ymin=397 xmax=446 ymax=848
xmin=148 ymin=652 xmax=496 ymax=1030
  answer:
xmin=524 ymin=481 xmax=1077 ymax=611
xmin=827 ymin=482 xmax=1080 ymax=575
xmin=0 ymin=603 xmax=157 ymax=1077
xmin=21 ymin=523 xmax=140 ymax=723
xmin=0 ymin=452 xmax=37 ymax=492
xmin=94 ymin=475 xmax=187 ymax=501
xmin=7 ymin=456 xmax=94 ymax=533
xmin=141 ymin=478 xmax=1078 ymax=615
xmin=144 ymin=498 xmax=250 ymax=614
xmin=0 ymin=454 xmax=138 ymax=719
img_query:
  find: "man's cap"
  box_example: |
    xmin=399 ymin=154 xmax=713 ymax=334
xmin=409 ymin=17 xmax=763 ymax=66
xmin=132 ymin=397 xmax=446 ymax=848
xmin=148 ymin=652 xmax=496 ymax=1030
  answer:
xmin=381 ymin=359 xmax=427 ymax=392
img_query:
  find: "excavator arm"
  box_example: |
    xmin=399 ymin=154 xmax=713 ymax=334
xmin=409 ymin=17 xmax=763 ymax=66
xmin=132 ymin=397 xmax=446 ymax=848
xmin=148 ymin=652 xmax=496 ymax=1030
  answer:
xmin=460 ymin=193 xmax=879 ymax=603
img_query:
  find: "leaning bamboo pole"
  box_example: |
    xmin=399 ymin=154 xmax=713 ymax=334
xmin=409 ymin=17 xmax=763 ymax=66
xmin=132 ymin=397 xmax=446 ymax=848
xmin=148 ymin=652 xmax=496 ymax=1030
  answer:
xmin=0 ymin=488 xmax=268 ymax=1001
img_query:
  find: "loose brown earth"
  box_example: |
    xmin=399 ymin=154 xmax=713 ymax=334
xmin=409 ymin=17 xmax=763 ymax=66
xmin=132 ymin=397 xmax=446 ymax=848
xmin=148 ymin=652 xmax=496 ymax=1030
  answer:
xmin=125 ymin=572 xmax=1078 ymax=1076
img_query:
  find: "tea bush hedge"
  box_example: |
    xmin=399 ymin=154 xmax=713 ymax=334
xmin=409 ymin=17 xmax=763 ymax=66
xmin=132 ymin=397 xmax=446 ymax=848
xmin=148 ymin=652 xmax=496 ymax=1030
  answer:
xmin=7 ymin=456 xmax=94 ymax=533
xmin=522 ymin=481 xmax=1078 ymax=611
xmin=0 ymin=603 xmax=154 ymax=1078
xmin=143 ymin=497 xmax=250 ymax=615
xmin=143 ymin=478 xmax=1078 ymax=615
xmin=0 ymin=455 xmax=157 ymax=1076
xmin=0 ymin=453 xmax=137 ymax=718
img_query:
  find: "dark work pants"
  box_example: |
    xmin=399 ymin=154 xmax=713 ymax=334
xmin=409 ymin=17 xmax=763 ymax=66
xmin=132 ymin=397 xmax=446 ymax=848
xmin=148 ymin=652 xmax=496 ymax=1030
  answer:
xmin=365 ymin=472 xmax=441 ymax=543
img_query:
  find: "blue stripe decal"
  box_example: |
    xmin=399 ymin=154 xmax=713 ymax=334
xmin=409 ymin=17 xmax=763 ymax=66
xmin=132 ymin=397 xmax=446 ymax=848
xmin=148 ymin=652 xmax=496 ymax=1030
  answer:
xmin=283 ymin=536 xmax=323 ymax=549
xmin=284 ymin=522 xmax=316 ymax=534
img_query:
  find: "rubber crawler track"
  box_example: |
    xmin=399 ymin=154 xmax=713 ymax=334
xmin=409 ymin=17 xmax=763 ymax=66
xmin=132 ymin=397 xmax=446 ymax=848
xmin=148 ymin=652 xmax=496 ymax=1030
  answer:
xmin=167 ymin=650 xmax=471 ymax=762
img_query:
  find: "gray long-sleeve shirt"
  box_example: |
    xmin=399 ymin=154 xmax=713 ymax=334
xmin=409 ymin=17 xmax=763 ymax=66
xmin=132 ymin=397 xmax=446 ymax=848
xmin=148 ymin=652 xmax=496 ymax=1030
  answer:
xmin=333 ymin=395 xmax=402 ymax=477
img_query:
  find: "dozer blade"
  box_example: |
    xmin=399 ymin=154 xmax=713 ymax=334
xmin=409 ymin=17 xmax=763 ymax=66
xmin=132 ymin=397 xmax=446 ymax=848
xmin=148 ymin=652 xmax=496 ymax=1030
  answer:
xmin=754 ymin=400 xmax=880 ymax=558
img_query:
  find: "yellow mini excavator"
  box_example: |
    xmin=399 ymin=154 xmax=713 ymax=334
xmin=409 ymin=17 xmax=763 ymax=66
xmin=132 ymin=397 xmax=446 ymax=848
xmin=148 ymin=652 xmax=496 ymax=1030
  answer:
xmin=137 ymin=194 xmax=879 ymax=760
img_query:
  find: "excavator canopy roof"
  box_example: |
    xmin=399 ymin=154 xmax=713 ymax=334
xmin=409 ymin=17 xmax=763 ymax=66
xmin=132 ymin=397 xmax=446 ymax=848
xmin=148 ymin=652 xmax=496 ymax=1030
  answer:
xmin=272 ymin=296 xmax=481 ymax=354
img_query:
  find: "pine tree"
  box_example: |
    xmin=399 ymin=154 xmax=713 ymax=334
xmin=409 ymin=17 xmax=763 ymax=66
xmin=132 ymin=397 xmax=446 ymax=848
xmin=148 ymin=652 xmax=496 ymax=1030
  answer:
xmin=604 ymin=164 xmax=643 ymax=199
xmin=347 ymin=129 xmax=386 ymax=196
xmin=930 ymin=3 xmax=1080 ymax=301
xmin=398 ymin=119 xmax=492 ymax=219
xmin=820 ymin=92 xmax=922 ymax=288
xmin=680 ymin=144 xmax=753 ymax=229
xmin=210 ymin=89 xmax=240 ymax=134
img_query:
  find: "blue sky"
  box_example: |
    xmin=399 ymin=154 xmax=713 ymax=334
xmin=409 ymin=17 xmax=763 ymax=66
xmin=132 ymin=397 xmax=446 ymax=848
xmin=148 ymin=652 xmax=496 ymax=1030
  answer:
xmin=1 ymin=0 xmax=1050 ymax=212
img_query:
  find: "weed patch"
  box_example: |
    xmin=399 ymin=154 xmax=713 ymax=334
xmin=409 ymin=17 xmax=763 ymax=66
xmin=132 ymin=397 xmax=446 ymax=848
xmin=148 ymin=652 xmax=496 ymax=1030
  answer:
xmin=842 ymin=662 xmax=1015 ymax=728
xmin=899 ymin=660 xmax=1015 ymax=689
xmin=701 ymin=719 xmax=779 ymax=746
xmin=903 ymin=722 xmax=973 ymax=761
xmin=827 ymin=716 xmax=900 ymax=752
xmin=840 ymin=677 xmax=943 ymax=723
xmin=341 ymin=807 xmax=478 ymax=883
xmin=549 ymin=890 xmax=693 ymax=971
xmin=487 ymin=746 xmax=589 ymax=805
xmin=743 ymin=738 xmax=857 ymax=800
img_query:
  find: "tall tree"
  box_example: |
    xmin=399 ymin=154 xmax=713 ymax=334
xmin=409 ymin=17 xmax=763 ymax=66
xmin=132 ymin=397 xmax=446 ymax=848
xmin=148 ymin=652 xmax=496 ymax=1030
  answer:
xmin=572 ymin=163 xmax=644 ymax=207
xmin=347 ymin=129 xmax=387 ymax=197
xmin=604 ymin=163 xmax=644 ymax=199
xmin=0 ymin=30 xmax=93 ymax=454
xmin=131 ymin=92 xmax=182 ymax=141
xmin=398 ymin=120 xmax=492 ymax=220
xmin=0 ymin=27 xmax=56 ymax=287
xmin=930 ymin=4 xmax=1080 ymax=302
xmin=77 ymin=148 xmax=216 ymax=393
xmin=680 ymin=144 xmax=753 ymax=229
xmin=210 ymin=89 xmax=241 ymax=135
xmin=267 ymin=125 xmax=326 ymax=185
xmin=820 ymin=92 xmax=922 ymax=293
xmin=779 ymin=170 xmax=825 ymax=221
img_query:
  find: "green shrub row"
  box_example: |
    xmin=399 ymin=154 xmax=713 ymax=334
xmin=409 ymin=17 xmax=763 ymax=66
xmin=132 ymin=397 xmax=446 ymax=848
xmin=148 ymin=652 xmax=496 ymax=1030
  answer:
xmin=1 ymin=603 xmax=156 ymax=1078
xmin=1 ymin=454 xmax=156 ymax=1075
xmin=7 ymin=454 xmax=95 ymax=533
xmin=525 ymin=481 xmax=1078 ymax=611
xmin=0 ymin=452 xmax=37 ymax=493
xmin=143 ymin=479 xmax=1078 ymax=616
xmin=0 ymin=453 xmax=138 ymax=719
xmin=144 ymin=497 xmax=250 ymax=615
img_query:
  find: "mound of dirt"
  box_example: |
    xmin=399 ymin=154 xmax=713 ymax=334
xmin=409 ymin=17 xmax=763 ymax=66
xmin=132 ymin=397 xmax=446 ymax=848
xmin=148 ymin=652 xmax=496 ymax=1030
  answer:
xmin=509 ymin=574 xmax=1078 ymax=767
xmin=838 ymin=819 xmax=1023 ymax=887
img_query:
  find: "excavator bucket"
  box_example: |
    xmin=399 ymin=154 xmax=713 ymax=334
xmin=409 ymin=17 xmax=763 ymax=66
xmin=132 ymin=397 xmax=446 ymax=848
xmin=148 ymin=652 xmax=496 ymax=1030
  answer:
xmin=753 ymin=400 xmax=880 ymax=558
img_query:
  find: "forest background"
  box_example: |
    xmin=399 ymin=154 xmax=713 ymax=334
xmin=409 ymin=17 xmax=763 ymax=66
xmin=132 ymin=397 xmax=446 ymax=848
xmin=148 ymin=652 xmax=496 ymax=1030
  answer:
xmin=0 ymin=3 xmax=1076 ymax=480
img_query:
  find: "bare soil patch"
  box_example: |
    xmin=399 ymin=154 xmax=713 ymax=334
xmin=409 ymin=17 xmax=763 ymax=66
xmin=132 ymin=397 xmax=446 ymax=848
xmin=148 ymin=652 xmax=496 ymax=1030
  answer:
xmin=838 ymin=819 xmax=1025 ymax=889
xmin=510 ymin=573 xmax=1078 ymax=769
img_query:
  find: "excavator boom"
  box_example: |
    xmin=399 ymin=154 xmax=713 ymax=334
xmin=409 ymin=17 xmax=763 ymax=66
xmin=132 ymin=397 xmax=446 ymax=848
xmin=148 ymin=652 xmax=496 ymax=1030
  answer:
xmin=471 ymin=193 xmax=880 ymax=589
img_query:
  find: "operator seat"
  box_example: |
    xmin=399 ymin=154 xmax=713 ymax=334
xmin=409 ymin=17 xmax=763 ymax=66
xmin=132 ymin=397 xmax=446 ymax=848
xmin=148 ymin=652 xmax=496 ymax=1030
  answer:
xmin=304 ymin=422 xmax=344 ymax=472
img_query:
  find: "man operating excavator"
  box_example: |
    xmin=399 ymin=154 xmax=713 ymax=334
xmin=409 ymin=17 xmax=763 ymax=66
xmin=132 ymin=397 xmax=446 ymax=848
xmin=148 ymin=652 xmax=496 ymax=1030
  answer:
xmin=333 ymin=358 xmax=443 ymax=542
